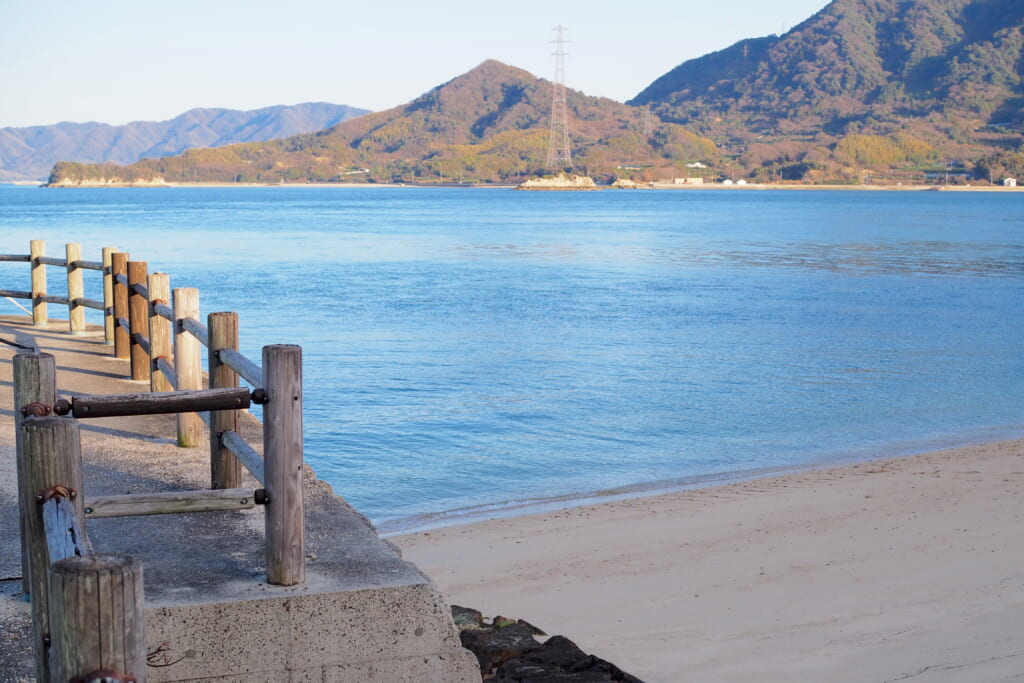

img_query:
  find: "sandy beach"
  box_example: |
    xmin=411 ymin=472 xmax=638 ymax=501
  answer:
xmin=2 ymin=324 xmax=1023 ymax=681
xmin=395 ymin=439 xmax=1024 ymax=682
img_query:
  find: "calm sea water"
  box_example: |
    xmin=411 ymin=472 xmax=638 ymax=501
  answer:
xmin=2 ymin=185 xmax=1023 ymax=531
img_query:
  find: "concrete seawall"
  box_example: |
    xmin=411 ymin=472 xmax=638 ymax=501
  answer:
xmin=0 ymin=315 xmax=478 ymax=682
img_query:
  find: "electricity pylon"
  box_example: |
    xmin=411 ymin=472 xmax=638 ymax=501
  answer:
xmin=546 ymin=25 xmax=572 ymax=170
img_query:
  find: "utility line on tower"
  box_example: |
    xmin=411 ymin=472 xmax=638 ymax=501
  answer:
xmin=546 ymin=25 xmax=573 ymax=170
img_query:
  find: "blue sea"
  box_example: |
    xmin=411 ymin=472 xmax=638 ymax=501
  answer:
xmin=2 ymin=184 xmax=1023 ymax=532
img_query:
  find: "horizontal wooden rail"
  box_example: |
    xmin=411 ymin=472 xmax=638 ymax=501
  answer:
xmin=36 ymin=256 xmax=66 ymax=267
xmin=0 ymin=288 xmax=32 ymax=299
xmin=0 ymin=254 xmax=31 ymax=262
xmin=218 ymin=348 xmax=263 ymax=388
xmin=56 ymin=387 xmax=252 ymax=419
xmin=115 ymin=273 xmax=128 ymax=287
xmin=221 ymin=430 xmax=265 ymax=485
xmin=38 ymin=294 xmax=69 ymax=305
xmin=72 ymin=259 xmax=103 ymax=271
xmin=83 ymin=487 xmax=260 ymax=518
xmin=153 ymin=301 xmax=173 ymax=321
xmin=131 ymin=282 xmax=149 ymax=300
xmin=133 ymin=333 xmax=151 ymax=357
xmin=180 ymin=315 xmax=209 ymax=347
xmin=75 ymin=297 xmax=104 ymax=311
xmin=117 ymin=316 xmax=130 ymax=331
xmin=156 ymin=356 xmax=178 ymax=389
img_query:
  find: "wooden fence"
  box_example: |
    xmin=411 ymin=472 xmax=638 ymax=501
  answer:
xmin=4 ymin=240 xmax=306 ymax=683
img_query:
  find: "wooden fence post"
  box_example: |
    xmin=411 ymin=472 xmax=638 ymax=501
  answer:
xmin=173 ymin=288 xmax=203 ymax=447
xmin=19 ymin=416 xmax=86 ymax=683
xmin=30 ymin=239 xmax=47 ymax=326
xmin=208 ymin=312 xmax=241 ymax=489
xmin=128 ymin=261 xmax=150 ymax=382
xmin=148 ymin=273 xmax=172 ymax=393
xmin=102 ymin=247 xmax=117 ymax=345
xmin=65 ymin=243 xmax=86 ymax=335
xmin=13 ymin=352 xmax=57 ymax=594
xmin=112 ymin=252 xmax=130 ymax=360
xmin=48 ymin=555 xmax=145 ymax=683
xmin=263 ymin=344 xmax=305 ymax=586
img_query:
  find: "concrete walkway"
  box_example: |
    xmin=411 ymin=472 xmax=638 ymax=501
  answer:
xmin=0 ymin=315 xmax=477 ymax=682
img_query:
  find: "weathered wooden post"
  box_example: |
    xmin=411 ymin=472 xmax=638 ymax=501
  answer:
xmin=112 ymin=252 xmax=130 ymax=360
xmin=48 ymin=555 xmax=145 ymax=683
xmin=148 ymin=273 xmax=173 ymax=393
xmin=13 ymin=352 xmax=57 ymax=594
xmin=30 ymin=239 xmax=47 ymax=326
xmin=173 ymin=288 xmax=203 ymax=447
xmin=65 ymin=243 xmax=86 ymax=335
xmin=208 ymin=312 xmax=241 ymax=489
xmin=127 ymin=261 xmax=150 ymax=382
xmin=102 ymin=247 xmax=118 ymax=345
xmin=263 ymin=344 xmax=305 ymax=586
xmin=19 ymin=416 xmax=86 ymax=682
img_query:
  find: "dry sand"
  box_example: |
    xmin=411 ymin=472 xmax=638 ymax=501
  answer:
xmin=395 ymin=440 xmax=1024 ymax=682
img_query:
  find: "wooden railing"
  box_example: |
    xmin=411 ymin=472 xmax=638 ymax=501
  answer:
xmin=5 ymin=240 xmax=306 ymax=683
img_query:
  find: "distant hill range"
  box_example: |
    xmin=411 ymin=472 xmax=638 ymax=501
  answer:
xmin=630 ymin=0 xmax=1024 ymax=182
xmin=40 ymin=0 xmax=1024 ymax=186
xmin=47 ymin=60 xmax=715 ymax=186
xmin=0 ymin=103 xmax=369 ymax=181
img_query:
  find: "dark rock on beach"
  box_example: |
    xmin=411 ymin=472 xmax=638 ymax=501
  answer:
xmin=452 ymin=605 xmax=644 ymax=682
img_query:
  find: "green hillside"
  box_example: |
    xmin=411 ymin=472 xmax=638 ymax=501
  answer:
xmin=49 ymin=61 xmax=716 ymax=186
xmin=630 ymin=0 xmax=1024 ymax=183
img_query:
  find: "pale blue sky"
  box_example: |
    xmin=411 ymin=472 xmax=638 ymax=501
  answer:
xmin=0 ymin=0 xmax=829 ymax=128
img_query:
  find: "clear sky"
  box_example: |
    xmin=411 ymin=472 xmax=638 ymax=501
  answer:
xmin=0 ymin=0 xmax=829 ymax=128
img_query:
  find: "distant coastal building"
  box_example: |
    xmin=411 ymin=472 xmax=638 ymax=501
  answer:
xmin=1004 ymin=178 xmax=1017 ymax=187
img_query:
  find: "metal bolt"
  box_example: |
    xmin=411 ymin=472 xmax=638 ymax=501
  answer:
xmin=21 ymin=401 xmax=51 ymax=418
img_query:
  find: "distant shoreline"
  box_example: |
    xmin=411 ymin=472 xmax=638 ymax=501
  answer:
xmin=15 ymin=180 xmax=1024 ymax=192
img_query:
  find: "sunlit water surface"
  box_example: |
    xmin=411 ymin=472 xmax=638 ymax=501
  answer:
xmin=2 ymin=185 xmax=1022 ymax=531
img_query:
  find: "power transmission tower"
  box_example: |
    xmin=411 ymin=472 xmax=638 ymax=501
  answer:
xmin=546 ymin=25 xmax=573 ymax=170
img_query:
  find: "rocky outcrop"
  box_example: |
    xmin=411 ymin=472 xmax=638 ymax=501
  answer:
xmin=516 ymin=173 xmax=599 ymax=191
xmin=452 ymin=606 xmax=644 ymax=682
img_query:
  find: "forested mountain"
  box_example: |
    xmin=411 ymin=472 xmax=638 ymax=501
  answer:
xmin=0 ymin=103 xmax=369 ymax=181
xmin=48 ymin=61 xmax=716 ymax=186
xmin=631 ymin=0 xmax=1024 ymax=182
xmin=41 ymin=0 xmax=1024 ymax=186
